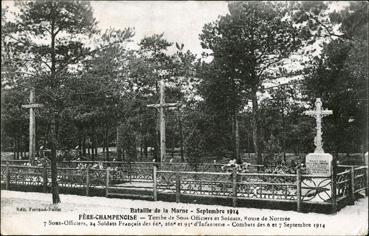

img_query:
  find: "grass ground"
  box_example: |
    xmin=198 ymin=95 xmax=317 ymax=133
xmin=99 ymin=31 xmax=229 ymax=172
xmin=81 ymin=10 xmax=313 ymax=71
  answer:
xmin=1 ymin=190 xmax=367 ymax=235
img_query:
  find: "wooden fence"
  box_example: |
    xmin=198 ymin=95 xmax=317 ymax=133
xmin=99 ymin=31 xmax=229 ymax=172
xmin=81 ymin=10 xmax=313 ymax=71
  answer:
xmin=1 ymin=162 xmax=367 ymax=213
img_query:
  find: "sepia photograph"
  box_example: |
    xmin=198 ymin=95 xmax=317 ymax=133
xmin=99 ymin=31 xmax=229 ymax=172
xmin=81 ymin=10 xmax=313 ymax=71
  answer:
xmin=1 ymin=0 xmax=368 ymax=235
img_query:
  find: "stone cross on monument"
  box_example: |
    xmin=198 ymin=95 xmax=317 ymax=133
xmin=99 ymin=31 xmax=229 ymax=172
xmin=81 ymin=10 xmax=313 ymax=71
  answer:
xmin=22 ymin=88 xmax=43 ymax=163
xmin=147 ymin=80 xmax=179 ymax=163
xmin=304 ymin=98 xmax=333 ymax=176
xmin=304 ymin=98 xmax=333 ymax=153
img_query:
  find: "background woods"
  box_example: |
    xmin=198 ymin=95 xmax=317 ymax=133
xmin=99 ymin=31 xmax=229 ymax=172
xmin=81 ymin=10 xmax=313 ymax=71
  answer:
xmin=1 ymin=1 xmax=367 ymax=169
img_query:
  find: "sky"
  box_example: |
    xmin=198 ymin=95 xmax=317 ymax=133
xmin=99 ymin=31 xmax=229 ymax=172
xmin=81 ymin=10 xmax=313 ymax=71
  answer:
xmin=3 ymin=1 xmax=229 ymax=56
xmin=3 ymin=1 xmax=350 ymax=57
xmin=91 ymin=1 xmax=229 ymax=55
xmin=2 ymin=0 xmax=350 ymax=102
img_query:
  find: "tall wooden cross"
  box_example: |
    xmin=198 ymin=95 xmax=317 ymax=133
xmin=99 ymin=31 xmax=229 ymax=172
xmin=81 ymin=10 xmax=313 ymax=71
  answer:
xmin=147 ymin=80 xmax=179 ymax=163
xmin=304 ymin=98 xmax=332 ymax=153
xmin=22 ymin=88 xmax=43 ymax=162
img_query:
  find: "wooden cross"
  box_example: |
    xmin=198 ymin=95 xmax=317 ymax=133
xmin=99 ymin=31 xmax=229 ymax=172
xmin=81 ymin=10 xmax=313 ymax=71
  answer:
xmin=22 ymin=88 xmax=43 ymax=162
xmin=147 ymin=80 xmax=179 ymax=163
xmin=304 ymin=98 xmax=332 ymax=153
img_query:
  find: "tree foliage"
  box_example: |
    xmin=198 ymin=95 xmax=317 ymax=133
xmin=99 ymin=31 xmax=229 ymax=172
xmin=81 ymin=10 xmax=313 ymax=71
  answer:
xmin=302 ymin=2 xmax=368 ymax=156
xmin=199 ymin=2 xmax=303 ymax=164
xmin=1 ymin=1 xmax=367 ymax=176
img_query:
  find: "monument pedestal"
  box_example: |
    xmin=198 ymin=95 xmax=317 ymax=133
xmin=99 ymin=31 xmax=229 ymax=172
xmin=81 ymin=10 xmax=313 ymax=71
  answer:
xmin=305 ymin=153 xmax=333 ymax=176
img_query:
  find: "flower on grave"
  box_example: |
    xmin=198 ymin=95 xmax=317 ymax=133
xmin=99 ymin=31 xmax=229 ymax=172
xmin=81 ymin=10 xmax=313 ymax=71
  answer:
xmin=221 ymin=159 xmax=251 ymax=173
xmin=98 ymin=162 xmax=103 ymax=169
xmin=76 ymin=163 xmax=88 ymax=169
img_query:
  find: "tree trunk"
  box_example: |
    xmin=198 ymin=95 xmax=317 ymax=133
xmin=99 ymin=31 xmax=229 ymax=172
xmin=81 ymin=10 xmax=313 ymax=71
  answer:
xmin=281 ymin=101 xmax=286 ymax=163
xmin=87 ymin=138 xmax=91 ymax=158
xmin=106 ymin=144 xmax=109 ymax=161
xmin=13 ymin=136 xmax=16 ymax=159
xmin=144 ymin=134 xmax=148 ymax=159
xmin=140 ymin=144 xmax=143 ymax=160
xmin=116 ymin=124 xmax=122 ymax=161
xmin=82 ymin=127 xmax=86 ymax=157
xmin=156 ymin=112 xmax=160 ymax=162
xmin=251 ymin=89 xmax=262 ymax=164
xmin=20 ymin=134 xmax=23 ymax=159
xmin=178 ymin=114 xmax=184 ymax=162
xmin=78 ymin=129 xmax=82 ymax=158
xmin=151 ymin=81 xmax=160 ymax=161
xmin=16 ymin=135 xmax=19 ymax=159
xmin=87 ymin=126 xmax=91 ymax=159
xmin=50 ymin=114 xmax=60 ymax=203
xmin=333 ymin=113 xmax=339 ymax=160
xmin=153 ymin=136 xmax=158 ymax=161
xmin=90 ymin=126 xmax=94 ymax=160
xmin=103 ymin=131 xmax=106 ymax=160
xmin=234 ymin=110 xmax=241 ymax=164
xmin=94 ymin=130 xmax=98 ymax=159
xmin=88 ymin=126 xmax=93 ymax=160
xmin=92 ymin=125 xmax=97 ymax=160
xmin=49 ymin=7 xmax=60 ymax=203
xmin=21 ymin=134 xmax=24 ymax=159
xmin=140 ymin=120 xmax=143 ymax=160
xmin=105 ymin=125 xmax=109 ymax=161
xmin=140 ymin=132 xmax=143 ymax=160
xmin=18 ymin=132 xmax=22 ymax=159
xmin=171 ymin=132 xmax=175 ymax=160
xmin=44 ymin=122 xmax=50 ymax=148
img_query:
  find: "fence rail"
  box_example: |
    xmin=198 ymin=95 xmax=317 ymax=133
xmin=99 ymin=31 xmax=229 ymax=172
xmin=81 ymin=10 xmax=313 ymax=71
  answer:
xmin=1 ymin=162 xmax=367 ymax=213
xmin=1 ymin=160 xmax=264 ymax=172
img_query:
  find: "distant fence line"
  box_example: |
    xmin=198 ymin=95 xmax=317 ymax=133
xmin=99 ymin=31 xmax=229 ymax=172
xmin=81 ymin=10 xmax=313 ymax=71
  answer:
xmin=0 ymin=160 xmax=265 ymax=172
xmin=1 ymin=160 xmax=367 ymax=213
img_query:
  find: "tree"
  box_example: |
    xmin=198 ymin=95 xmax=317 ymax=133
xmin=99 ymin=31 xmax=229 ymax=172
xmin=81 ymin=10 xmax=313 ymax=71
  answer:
xmin=259 ymin=83 xmax=315 ymax=162
xmin=199 ymin=2 xmax=302 ymax=164
xmin=1 ymin=89 xmax=29 ymax=158
xmin=75 ymin=29 xmax=134 ymax=161
xmin=302 ymin=2 xmax=368 ymax=156
xmin=5 ymin=0 xmax=98 ymax=204
xmin=1 ymin=7 xmax=28 ymax=157
xmin=169 ymin=45 xmax=197 ymax=162
xmin=197 ymin=62 xmax=238 ymax=160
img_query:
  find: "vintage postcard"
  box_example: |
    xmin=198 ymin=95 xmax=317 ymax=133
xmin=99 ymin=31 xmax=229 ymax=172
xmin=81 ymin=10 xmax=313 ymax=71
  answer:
xmin=1 ymin=1 xmax=368 ymax=235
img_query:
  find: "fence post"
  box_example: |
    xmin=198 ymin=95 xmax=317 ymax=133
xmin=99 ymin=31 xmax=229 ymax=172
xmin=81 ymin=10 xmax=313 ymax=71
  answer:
xmin=331 ymin=160 xmax=337 ymax=213
xmin=105 ymin=168 xmax=110 ymax=197
xmin=85 ymin=166 xmax=90 ymax=196
xmin=232 ymin=168 xmax=237 ymax=207
xmin=350 ymin=166 xmax=355 ymax=204
xmin=175 ymin=173 xmax=181 ymax=203
xmin=5 ymin=162 xmax=10 ymax=190
xmin=129 ymin=162 xmax=132 ymax=183
xmin=296 ymin=168 xmax=302 ymax=212
xmin=153 ymin=164 xmax=157 ymax=201
xmin=43 ymin=165 xmax=48 ymax=192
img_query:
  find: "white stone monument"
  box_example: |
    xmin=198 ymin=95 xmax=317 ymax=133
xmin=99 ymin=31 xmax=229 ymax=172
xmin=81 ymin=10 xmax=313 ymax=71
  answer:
xmin=304 ymin=98 xmax=333 ymax=176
